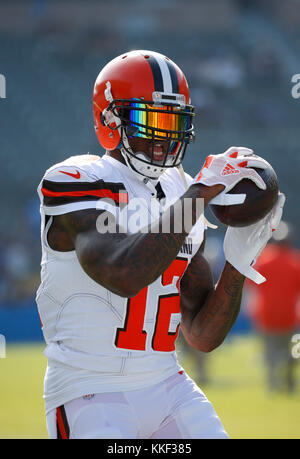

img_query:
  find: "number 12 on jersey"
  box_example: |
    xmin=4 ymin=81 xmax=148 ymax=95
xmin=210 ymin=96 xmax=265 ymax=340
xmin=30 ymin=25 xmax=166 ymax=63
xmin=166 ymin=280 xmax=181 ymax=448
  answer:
xmin=114 ymin=258 xmax=188 ymax=352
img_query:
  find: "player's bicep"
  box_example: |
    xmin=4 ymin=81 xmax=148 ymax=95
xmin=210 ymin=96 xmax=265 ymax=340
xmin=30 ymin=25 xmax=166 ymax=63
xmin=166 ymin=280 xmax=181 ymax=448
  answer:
xmin=60 ymin=209 xmax=129 ymax=293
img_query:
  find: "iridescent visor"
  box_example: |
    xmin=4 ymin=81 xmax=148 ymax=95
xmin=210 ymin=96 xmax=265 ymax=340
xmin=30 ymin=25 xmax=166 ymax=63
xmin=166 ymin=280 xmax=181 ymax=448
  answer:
xmin=128 ymin=101 xmax=193 ymax=140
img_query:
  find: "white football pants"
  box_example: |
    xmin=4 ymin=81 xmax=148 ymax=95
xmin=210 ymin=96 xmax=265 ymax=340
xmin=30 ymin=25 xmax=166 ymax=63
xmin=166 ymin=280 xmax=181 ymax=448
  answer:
xmin=46 ymin=371 xmax=228 ymax=439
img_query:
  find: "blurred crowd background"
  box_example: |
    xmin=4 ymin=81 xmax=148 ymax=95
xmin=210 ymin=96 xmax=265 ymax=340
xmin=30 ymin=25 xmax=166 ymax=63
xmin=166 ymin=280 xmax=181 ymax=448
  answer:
xmin=0 ymin=0 xmax=299 ymax=346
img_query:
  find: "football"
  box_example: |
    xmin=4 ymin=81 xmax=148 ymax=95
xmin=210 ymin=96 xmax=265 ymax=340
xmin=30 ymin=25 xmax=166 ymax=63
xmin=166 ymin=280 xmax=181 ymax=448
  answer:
xmin=209 ymin=158 xmax=279 ymax=227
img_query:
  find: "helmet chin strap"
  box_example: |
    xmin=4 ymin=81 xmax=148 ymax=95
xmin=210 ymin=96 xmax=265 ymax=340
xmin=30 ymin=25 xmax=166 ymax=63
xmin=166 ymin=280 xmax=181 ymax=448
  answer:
xmin=120 ymin=131 xmax=166 ymax=183
xmin=120 ymin=146 xmax=159 ymax=195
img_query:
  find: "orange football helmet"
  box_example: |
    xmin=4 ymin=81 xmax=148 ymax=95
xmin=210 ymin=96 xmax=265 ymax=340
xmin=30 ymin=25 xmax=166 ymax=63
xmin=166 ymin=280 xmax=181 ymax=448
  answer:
xmin=93 ymin=50 xmax=194 ymax=179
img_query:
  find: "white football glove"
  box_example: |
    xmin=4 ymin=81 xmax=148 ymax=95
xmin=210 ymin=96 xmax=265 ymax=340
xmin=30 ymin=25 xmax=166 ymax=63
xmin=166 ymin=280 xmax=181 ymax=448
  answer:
xmin=191 ymin=147 xmax=269 ymax=206
xmin=223 ymin=192 xmax=286 ymax=284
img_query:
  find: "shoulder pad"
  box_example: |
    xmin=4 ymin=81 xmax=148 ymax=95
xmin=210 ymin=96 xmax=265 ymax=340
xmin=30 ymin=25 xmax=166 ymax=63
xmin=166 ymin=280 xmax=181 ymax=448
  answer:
xmin=39 ymin=154 xmax=128 ymax=216
xmin=44 ymin=154 xmax=100 ymax=183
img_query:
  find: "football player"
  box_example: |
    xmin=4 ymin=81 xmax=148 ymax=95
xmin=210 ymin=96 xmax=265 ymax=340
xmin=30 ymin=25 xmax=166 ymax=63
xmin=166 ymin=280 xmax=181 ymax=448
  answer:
xmin=37 ymin=50 xmax=284 ymax=439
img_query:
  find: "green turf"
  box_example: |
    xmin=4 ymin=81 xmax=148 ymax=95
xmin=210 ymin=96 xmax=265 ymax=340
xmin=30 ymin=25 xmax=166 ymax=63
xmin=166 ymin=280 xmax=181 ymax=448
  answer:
xmin=0 ymin=336 xmax=299 ymax=439
xmin=0 ymin=343 xmax=48 ymax=439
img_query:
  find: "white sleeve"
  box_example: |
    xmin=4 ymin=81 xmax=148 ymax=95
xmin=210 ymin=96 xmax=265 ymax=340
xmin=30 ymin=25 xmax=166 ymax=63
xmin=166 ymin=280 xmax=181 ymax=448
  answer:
xmin=37 ymin=164 xmax=128 ymax=218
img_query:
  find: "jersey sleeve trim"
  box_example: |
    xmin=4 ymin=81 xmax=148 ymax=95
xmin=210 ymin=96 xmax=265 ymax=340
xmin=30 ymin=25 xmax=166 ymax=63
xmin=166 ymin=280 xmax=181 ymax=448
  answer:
xmin=42 ymin=200 xmax=119 ymax=217
xmin=41 ymin=179 xmax=128 ymax=208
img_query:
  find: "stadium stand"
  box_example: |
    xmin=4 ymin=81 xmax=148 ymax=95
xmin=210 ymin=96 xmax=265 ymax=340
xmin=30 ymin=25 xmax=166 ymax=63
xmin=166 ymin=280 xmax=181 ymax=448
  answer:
xmin=0 ymin=1 xmax=299 ymax=329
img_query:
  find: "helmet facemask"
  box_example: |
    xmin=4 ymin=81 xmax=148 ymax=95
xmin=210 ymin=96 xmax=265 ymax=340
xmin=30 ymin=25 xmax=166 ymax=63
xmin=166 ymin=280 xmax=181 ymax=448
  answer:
xmin=104 ymin=96 xmax=195 ymax=180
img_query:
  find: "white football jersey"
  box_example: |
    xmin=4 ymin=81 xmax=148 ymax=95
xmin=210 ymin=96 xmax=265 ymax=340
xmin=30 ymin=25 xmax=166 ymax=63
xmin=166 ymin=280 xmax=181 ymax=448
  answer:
xmin=36 ymin=153 xmax=205 ymax=413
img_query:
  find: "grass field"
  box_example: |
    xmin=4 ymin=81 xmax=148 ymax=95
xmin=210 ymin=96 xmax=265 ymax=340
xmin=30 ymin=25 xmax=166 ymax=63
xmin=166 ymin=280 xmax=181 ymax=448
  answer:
xmin=0 ymin=335 xmax=299 ymax=439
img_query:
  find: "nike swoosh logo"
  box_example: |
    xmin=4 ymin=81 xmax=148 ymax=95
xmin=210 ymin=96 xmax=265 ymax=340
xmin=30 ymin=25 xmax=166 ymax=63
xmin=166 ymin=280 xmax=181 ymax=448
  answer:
xmin=59 ymin=170 xmax=81 ymax=179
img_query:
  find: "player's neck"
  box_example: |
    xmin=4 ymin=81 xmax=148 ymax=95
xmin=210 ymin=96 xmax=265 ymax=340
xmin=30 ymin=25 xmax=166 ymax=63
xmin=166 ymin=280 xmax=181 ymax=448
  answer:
xmin=106 ymin=149 xmax=126 ymax=165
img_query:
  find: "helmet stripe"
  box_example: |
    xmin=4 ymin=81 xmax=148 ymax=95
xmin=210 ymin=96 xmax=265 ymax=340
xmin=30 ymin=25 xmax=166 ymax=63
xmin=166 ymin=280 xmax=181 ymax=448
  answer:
xmin=165 ymin=60 xmax=179 ymax=94
xmin=154 ymin=54 xmax=173 ymax=93
xmin=147 ymin=55 xmax=164 ymax=92
xmin=147 ymin=53 xmax=180 ymax=94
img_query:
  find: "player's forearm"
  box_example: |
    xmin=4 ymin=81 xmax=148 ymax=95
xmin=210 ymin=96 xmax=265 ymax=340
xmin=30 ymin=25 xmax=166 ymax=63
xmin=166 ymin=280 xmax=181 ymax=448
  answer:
xmin=79 ymin=184 xmax=223 ymax=297
xmin=181 ymin=262 xmax=245 ymax=352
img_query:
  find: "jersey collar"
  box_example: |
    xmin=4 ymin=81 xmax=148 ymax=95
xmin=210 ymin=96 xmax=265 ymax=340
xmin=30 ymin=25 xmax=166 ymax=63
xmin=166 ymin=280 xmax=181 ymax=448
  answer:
xmin=102 ymin=153 xmax=159 ymax=193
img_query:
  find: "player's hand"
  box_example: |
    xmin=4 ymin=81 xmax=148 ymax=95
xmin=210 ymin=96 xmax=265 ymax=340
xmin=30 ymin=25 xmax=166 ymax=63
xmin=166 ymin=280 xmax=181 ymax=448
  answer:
xmin=191 ymin=147 xmax=268 ymax=206
xmin=223 ymin=192 xmax=286 ymax=284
